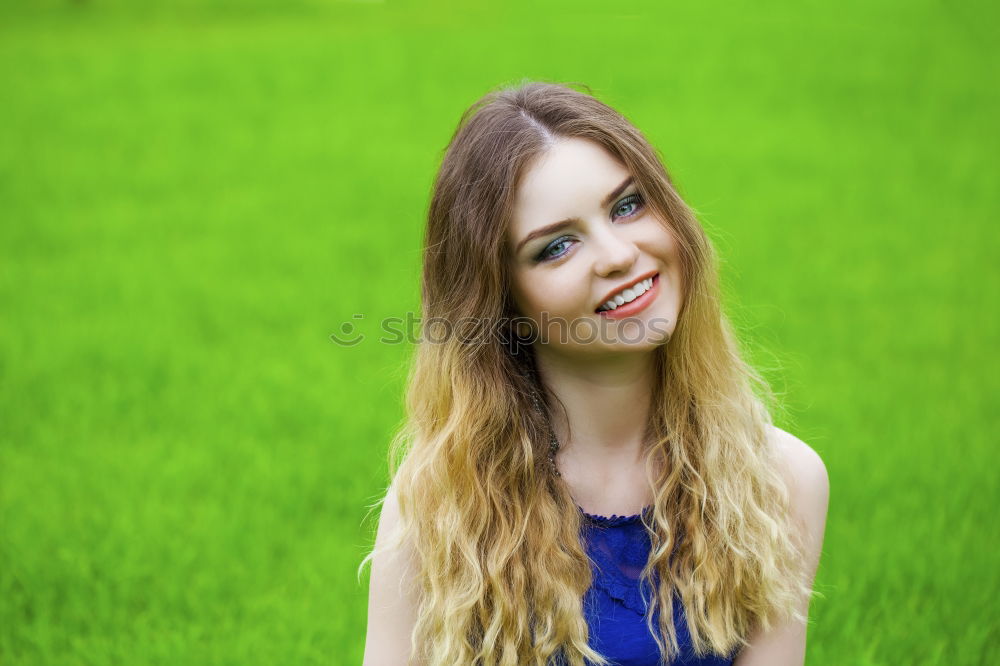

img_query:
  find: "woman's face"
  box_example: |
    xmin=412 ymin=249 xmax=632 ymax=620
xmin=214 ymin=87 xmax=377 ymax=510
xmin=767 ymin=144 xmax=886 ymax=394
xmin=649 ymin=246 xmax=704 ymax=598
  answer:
xmin=506 ymin=137 xmax=684 ymax=356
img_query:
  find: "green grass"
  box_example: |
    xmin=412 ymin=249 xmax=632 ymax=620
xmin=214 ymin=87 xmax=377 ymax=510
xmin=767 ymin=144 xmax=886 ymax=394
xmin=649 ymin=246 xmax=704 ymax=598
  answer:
xmin=2 ymin=1 xmax=998 ymax=663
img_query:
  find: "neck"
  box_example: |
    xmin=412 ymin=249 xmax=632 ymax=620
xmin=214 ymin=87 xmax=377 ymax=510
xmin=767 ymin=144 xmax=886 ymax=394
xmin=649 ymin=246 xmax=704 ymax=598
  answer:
xmin=533 ymin=347 xmax=657 ymax=468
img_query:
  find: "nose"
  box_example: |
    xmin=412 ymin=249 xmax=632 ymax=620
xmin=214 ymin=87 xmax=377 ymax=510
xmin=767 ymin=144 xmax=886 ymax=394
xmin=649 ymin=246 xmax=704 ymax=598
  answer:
xmin=592 ymin=226 xmax=639 ymax=277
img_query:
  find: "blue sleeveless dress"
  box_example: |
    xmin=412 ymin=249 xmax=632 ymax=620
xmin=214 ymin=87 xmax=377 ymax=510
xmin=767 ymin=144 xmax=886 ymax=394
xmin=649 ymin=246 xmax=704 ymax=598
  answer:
xmin=579 ymin=506 xmax=737 ymax=666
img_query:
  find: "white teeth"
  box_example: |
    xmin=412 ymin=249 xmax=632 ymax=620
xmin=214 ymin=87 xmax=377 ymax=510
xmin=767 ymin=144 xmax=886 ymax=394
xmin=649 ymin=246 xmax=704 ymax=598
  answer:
xmin=598 ymin=276 xmax=657 ymax=312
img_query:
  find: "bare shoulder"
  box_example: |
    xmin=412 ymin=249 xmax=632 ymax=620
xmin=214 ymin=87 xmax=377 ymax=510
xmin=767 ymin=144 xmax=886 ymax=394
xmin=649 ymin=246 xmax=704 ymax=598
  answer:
xmin=731 ymin=427 xmax=830 ymax=665
xmin=767 ymin=424 xmax=830 ymax=575
xmin=769 ymin=425 xmax=829 ymax=512
xmin=363 ymin=480 xmax=422 ymax=666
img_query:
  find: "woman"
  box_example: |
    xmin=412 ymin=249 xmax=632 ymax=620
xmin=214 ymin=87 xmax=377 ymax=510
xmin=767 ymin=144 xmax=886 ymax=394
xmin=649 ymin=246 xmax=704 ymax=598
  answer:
xmin=361 ymin=81 xmax=829 ymax=666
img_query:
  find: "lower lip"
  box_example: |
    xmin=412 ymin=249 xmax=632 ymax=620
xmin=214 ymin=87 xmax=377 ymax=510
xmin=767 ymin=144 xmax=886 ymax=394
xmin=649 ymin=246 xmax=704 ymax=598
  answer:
xmin=596 ymin=274 xmax=660 ymax=320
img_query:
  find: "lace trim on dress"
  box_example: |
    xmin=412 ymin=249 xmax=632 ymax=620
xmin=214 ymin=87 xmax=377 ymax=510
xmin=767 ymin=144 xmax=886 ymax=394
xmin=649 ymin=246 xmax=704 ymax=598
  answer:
xmin=581 ymin=507 xmax=657 ymax=615
xmin=581 ymin=510 xmax=647 ymax=527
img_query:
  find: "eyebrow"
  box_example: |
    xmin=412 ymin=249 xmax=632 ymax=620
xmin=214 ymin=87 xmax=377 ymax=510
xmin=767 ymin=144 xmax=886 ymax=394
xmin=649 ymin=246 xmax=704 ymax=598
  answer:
xmin=514 ymin=176 xmax=635 ymax=254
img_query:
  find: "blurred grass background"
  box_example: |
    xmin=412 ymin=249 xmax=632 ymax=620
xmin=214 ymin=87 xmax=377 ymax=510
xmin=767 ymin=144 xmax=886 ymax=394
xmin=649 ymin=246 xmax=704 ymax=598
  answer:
xmin=1 ymin=0 xmax=997 ymax=664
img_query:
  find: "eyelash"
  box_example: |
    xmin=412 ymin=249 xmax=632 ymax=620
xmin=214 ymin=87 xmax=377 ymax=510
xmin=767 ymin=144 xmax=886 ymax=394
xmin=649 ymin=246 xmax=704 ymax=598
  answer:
xmin=613 ymin=193 xmax=643 ymax=219
xmin=534 ymin=192 xmax=645 ymax=263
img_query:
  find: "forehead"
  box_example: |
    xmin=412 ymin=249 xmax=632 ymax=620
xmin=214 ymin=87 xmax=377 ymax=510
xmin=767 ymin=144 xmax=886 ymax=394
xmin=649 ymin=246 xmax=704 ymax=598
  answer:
xmin=510 ymin=138 xmax=630 ymax=238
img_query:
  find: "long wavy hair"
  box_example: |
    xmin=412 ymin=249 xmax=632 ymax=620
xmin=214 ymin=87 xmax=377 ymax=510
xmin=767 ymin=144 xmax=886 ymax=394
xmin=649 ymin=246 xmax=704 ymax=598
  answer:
xmin=361 ymin=81 xmax=811 ymax=665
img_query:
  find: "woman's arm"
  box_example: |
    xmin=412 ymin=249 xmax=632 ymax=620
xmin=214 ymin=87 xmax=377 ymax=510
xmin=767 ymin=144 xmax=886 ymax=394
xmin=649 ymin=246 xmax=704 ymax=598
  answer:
xmin=733 ymin=426 xmax=830 ymax=666
xmin=362 ymin=482 xmax=422 ymax=666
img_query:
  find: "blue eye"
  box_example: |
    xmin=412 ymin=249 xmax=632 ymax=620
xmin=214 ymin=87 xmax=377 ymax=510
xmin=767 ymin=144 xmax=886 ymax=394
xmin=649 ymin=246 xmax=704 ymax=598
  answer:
xmin=532 ymin=193 xmax=644 ymax=264
xmin=613 ymin=193 xmax=644 ymax=219
xmin=536 ymin=236 xmax=573 ymax=262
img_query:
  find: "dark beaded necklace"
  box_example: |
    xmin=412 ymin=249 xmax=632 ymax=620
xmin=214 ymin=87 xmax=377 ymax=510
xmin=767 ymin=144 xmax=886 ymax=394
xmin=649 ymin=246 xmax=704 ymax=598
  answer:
xmin=529 ymin=389 xmax=561 ymax=477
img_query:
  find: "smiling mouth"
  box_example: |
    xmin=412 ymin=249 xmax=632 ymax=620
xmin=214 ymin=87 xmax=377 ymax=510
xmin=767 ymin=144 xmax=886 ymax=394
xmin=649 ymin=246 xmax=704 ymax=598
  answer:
xmin=595 ymin=273 xmax=660 ymax=319
xmin=595 ymin=273 xmax=659 ymax=313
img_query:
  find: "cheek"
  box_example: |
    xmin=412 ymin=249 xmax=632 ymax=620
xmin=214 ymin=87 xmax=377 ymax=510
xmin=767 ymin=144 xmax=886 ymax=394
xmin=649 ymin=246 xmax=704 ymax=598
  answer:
xmin=657 ymin=227 xmax=682 ymax=259
xmin=514 ymin=275 xmax=580 ymax=318
xmin=646 ymin=226 xmax=684 ymax=301
xmin=519 ymin=285 xmax=550 ymax=316
xmin=510 ymin=275 xmax=542 ymax=317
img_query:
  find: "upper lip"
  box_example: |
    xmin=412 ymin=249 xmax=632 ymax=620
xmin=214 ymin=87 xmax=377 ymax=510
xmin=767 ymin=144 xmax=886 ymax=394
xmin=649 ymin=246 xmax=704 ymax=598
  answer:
xmin=595 ymin=270 xmax=659 ymax=311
